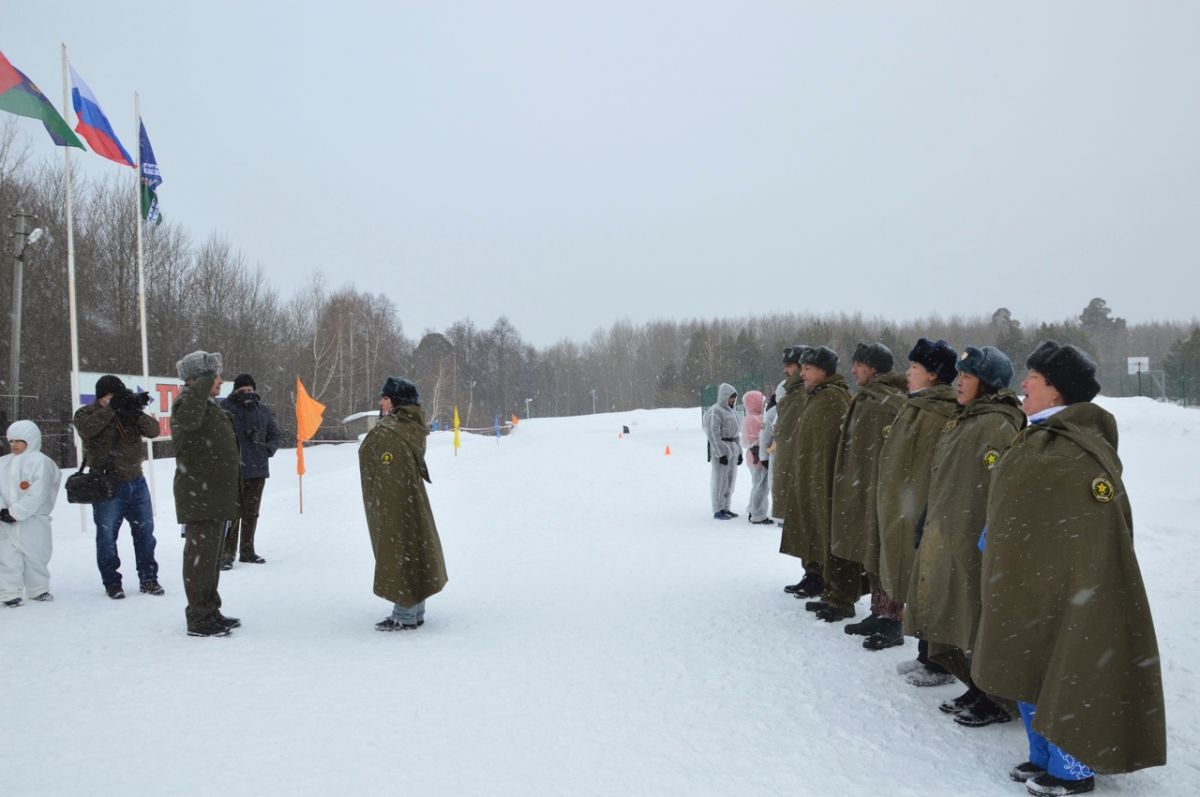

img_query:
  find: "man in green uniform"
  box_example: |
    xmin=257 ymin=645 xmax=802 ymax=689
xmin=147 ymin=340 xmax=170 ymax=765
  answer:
xmin=774 ymin=346 xmax=812 ymax=595
xmin=829 ymin=343 xmax=907 ymax=635
xmin=787 ymin=346 xmax=854 ymax=622
xmin=359 ymin=377 xmax=448 ymax=631
xmin=870 ymin=338 xmax=958 ymax=657
xmin=171 ymin=350 xmax=241 ymax=638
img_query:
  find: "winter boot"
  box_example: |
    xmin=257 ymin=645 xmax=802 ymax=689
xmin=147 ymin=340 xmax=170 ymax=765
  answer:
xmin=816 ymin=604 xmax=855 ymax=623
xmin=105 ymin=584 xmax=125 ymax=600
xmin=3 ymin=597 xmax=22 ymax=608
xmin=32 ymin=592 xmax=53 ymax=602
xmin=804 ymin=600 xmax=829 ymax=613
xmin=1025 ymin=774 xmax=1094 ymax=796
xmin=863 ymin=618 xmax=903 ymax=650
xmin=904 ymin=665 xmax=957 ymax=687
xmin=953 ymin=696 xmax=1012 ymax=727
xmin=792 ymin=573 xmax=825 ymax=599
xmin=750 ymin=517 xmax=775 ymax=525
xmin=239 ymin=554 xmax=266 ymax=564
xmin=1009 ymin=762 xmax=1048 ymax=783
xmin=783 ymin=580 xmax=807 ymax=595
xmin=219 ymin=558 xmax=234 ymax=571
xmin=844 ymin=613 xmax=883 ymax=636
xmin=375 ymin=618 xmax=425 ymax=632
xmin=187 ymin=619 xmax=233 ymax=637
xmin=939 ymin=687 xmax=981 ymax=714
xmin=139 ymin=580 xmax=165 ymax=596
xmin=215 ymin=613 xmax=242 ymax=629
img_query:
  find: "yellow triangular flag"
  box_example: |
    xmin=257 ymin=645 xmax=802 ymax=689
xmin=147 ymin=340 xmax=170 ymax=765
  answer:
xmin=453 ymin=405 xmax=461 ymax=452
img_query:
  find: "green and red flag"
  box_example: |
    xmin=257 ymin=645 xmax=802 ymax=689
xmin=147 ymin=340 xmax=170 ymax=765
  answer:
xmin=0 ymin=48 xmax=85 ymax=149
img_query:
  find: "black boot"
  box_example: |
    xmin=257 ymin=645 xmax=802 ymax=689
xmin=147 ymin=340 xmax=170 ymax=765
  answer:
xmin=1009 ymin=762 xmax=1047 ymax=783
xmin=844 ymin=613 xmax=882 ymax=636
xmin=939 ymin=687 xmax=981 ymax=714
xmin=863 ymin=618 xmax=903 ymax=650
xmin=1024 ymin=774 xmax=1094 ymax=795
xmin=954 ymin=695 xmax=1012 ymax=727
xmin=816 ymin=604 xmax=855 ymax=622
xmin=792 ymin=573 xmax=825 ymax=599
xmin=804 ymin=600 xmax=828 ymax=613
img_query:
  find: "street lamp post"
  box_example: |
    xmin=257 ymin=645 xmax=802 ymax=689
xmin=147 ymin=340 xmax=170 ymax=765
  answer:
xmin=9 ymin=211 xmax=44 ymax=420
xmin=591 ymin=388 xmax=596 ymax=414
xmin=524 ymin=397 xmax=533 ymax=419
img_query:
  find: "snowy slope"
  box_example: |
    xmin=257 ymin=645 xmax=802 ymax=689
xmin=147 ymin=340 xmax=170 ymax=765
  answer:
xmin=0 ymin=399 xmax=1196 ymax=796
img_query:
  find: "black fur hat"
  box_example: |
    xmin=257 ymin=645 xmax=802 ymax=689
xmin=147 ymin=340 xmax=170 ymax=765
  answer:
xmin=1025 ymin=340 xmax=1101 ymax=404
xmin=956 ymin=346 xmax=1014 ymax=391
xmin=908 ymin=338 xmax=959 ymax=384
xmin=233 ymin=373 xmax=256 ymax=391
xmin=782 ymin=345 xmax=809 ymax=366
xmin=381 ymin=376 xmax=420 ymax=407
xmin=95 ymin=374 xmax=126 ymax=399
xmin=799 ymin=345 xmax=838 ymax=375
xmin=851 ymin=342 xmax=894 ymax=373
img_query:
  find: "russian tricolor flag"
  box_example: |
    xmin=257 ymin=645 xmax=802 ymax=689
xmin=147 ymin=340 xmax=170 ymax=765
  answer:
xmin=69 ymin=65 xmax=133 ymax=167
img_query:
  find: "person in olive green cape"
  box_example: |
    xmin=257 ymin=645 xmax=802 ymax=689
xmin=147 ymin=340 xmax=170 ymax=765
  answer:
xmin=973 ymin=342 xmax=1164 ymax=791
xmin=902 ymin=346 xmax=1024 ymax=721
xmin=830 ymin=343 xmax=907 ymax=634
xmin=774 ymin=346 xmax=812 ymax=594
xmin=359 ymin=377 xmax=448 ymax=631
xmin=785 ymin=346 xmax=854 ymax=621
xmin=172 ymin=350 xmax=242 ymax=637
xmin=868 ymin=338 xmax=959 ymax=653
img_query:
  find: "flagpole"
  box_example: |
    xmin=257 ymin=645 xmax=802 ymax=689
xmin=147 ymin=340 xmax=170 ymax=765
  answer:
xmin=298 ymin=444 xmax=304 ymax=514
xmin=62 ymin=43 xmax=85 ymax=531
xmin=133 ymin=92 xmax=157 ymax=516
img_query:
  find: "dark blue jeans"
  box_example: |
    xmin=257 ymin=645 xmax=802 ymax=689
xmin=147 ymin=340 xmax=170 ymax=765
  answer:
xmin=93 ymin=475 xmax=158 ymax=587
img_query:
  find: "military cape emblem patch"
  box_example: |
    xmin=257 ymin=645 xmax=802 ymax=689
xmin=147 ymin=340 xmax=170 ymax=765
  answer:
xmin=1091 ymin=476 xmax=1115 ymax=503
xmin=381 ymin=452 xmax=394 ymax=465
xmin=983 ymin=449 xmax=1000 ymax=470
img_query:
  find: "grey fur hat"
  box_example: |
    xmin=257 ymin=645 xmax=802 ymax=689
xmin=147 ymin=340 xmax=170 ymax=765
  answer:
xmin=956 ymin=346 xmax=1014 ymax=391
xmin=799 ymin=345 xmax=838 ymax=375
xmin=1026 ymin=340 xmax=1101 ymax=404
xmin=851 ymin=342 xmax=894 ymax=373
xmin=176 ymin=350 xmax=223 ymax=382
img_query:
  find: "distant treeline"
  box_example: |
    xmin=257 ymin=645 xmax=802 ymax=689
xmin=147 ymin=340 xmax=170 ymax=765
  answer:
xmin=3 ymin=121 xmax=1198 ymax=466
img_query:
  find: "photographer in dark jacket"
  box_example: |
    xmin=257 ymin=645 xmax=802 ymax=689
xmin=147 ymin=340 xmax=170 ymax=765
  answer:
xmin=217 ymin=373 xmax=280 ymax=570
xmin=73 ymin=374 xmax=164 ymax=599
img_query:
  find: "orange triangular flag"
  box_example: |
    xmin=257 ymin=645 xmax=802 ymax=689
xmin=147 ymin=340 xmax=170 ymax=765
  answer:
xmin=295 ymin=377 xmax=326 ymax=476
xmin=665 ymin=445 xmax=671 ymax=456
xmin=511 ymin=414 xmax=519 ymax=427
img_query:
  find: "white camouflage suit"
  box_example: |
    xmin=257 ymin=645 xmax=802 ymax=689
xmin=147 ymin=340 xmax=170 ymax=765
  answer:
xmin=704 ymin=383 xmax=741 ymax=515
xmin=0 ymin=420 xmax=61 ymax=603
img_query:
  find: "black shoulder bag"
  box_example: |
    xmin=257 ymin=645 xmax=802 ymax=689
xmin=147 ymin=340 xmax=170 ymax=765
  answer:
xmin=66 ymin=453 xmax=119 ymax=504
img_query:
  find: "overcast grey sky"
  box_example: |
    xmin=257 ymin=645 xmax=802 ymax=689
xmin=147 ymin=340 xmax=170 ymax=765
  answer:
xmin=5 ymin=1 xmax=1199 ymax=345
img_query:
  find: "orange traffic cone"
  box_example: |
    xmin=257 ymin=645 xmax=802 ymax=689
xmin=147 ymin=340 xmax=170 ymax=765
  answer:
xmin=664 ymin=445 xmax=671 ymax=456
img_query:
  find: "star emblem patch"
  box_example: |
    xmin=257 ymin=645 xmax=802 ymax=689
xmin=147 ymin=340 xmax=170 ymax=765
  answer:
xmin=1091 ymin=476 xmax=1115 ymax=503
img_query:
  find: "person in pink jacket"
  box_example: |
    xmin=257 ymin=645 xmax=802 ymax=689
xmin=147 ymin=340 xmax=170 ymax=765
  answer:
xmin=740 ymin=390 xmax=773 ymax=525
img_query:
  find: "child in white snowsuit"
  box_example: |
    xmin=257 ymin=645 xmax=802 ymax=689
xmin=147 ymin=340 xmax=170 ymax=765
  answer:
xmin=0 ymin=420 xmax=62 ymax=606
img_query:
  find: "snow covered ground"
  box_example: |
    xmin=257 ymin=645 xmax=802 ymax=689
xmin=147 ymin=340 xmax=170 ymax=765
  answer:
xmin=1 ymin=398 xmax=1196 ymax=796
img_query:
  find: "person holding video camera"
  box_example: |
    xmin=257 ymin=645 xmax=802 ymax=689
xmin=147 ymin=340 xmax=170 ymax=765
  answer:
xmin=73 ymin=374 xmax=164 ymax=600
